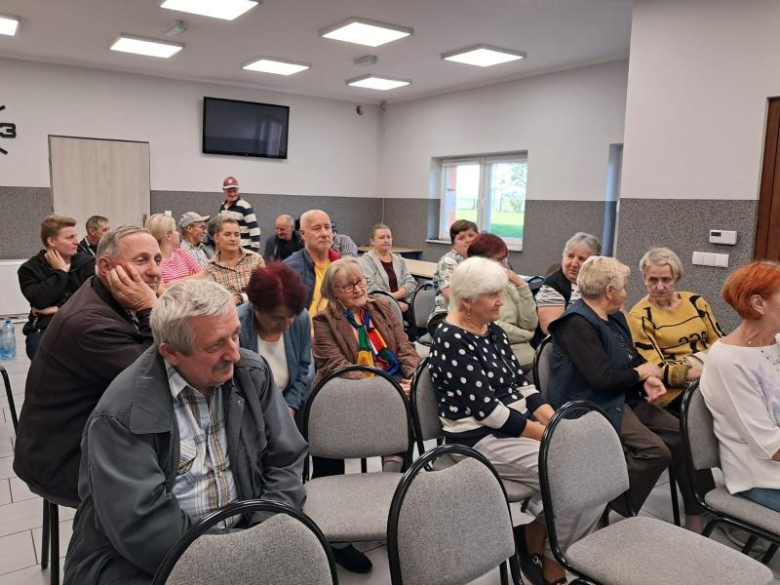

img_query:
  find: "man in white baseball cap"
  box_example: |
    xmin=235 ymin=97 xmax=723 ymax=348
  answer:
xmin=179 ymin=212 xmax=211 ymax=267
xmin=219 ymin=176 xmax=261 ymax=253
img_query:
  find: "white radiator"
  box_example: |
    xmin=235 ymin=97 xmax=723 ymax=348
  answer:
xmin=0 ymin=260 xmax=30 ymax=317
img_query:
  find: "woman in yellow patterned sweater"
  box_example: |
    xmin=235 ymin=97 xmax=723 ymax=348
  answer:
xmin=628 ymin=247 xmax=724 ymax=413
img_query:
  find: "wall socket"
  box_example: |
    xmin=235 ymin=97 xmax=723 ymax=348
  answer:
xmin=692 ymin=251 xmax=729 ymax=267
xmin=709 ymin=229 xmax=737 ymax=245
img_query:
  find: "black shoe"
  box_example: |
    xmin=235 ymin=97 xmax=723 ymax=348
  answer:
xmin=332 ymin=544 xmax=373 ymax=574
xmin=513 ymin=525 xmax=543 ymax=585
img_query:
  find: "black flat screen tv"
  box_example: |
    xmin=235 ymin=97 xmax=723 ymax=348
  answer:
xmin=202 ymin=97 xmax=289 ymax=159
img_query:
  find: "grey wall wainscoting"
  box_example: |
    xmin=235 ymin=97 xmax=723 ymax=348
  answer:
xmin=615 ymin=198 xmax=758 ymax=334
xmin=0 ymin=187 xmax=54 ymax=259
xmin=382 ymin=198 xmax=608 ymax=277
xmin=151 ymin=191 xmax=384 ymax=251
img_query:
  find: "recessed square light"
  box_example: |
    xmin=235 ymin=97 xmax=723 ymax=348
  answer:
xmin=110 ymin=35 xmax=184 ymax=59
xmin=347 ymin=75 xmax=410 ymax=91
xmin=243 ymin=57 xmax=310 ymax=76
xmin=442 ymin=45 xmax=526 ymax=67
xmin=0 ymin=15 xmax=20 ymax=36
xmin=320 ymin=18 xmax=412 ymax=47
xmin=161 ymin=0 xmax=258 ymax=21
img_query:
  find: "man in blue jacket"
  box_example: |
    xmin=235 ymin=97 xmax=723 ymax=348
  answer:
xmin=64 ymin=280 xmax=307 ymax=585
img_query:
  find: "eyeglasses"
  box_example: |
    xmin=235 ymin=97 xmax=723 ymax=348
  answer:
xmin=337 ymin=278 xmax=367 ymax=294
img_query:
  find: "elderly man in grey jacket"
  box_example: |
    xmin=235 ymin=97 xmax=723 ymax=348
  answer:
xmin=64 ymin=279 xmax=308 ymax=585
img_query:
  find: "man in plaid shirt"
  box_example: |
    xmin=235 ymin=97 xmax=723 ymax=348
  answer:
xmin=64 ymin=280 xmax=307 ymax=585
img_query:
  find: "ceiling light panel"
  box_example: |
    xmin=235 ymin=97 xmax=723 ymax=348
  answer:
xmin=347 ymin=75 xmax=410 ymax=91
xmin=111 ymin=35 xmax=184 ymax=59
xmin=442 ymin=45 xmax=526 ymax=67
xmin=0 ymin=15 xmax=20 ymax=36
xmin=243 ymin=58 xmax=310 ymax=76
xmin=161 ymin=0 xmax=258 ymax=21
xmin=320 ymin=18 xmax=412 ymax=47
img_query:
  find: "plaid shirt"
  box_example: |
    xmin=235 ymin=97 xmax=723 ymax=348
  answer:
xmin=166 ymin=362 xmax=238 ymax=530
xmin=206 ymin=250 xmax=264 ymax=304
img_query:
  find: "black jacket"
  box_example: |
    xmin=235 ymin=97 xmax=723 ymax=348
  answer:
xmin=13 ymin=277 xmax=153 ymax=504
xmin=17 ymin=250 xmax=95 ymax=335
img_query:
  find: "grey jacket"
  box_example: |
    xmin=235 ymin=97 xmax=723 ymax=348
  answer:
xmin=64 ymin=347 xmax=308 ymax=584
xmin=358 ymin=250 xmax=417 ymax=303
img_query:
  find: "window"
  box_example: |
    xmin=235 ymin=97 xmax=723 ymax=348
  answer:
xmin=437 ymin=154 xmax=527 ymax=249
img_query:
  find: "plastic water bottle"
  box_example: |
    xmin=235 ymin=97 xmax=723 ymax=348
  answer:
xmin=5 ymin=320 xmax=15 ymax=361
xmin=0 ymin=321 xmax=8 ymax=361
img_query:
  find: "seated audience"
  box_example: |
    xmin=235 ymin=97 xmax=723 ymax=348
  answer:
xmin=629 ymin=247 xmax=724 ymax=412
xmin=63 ymin=280 xmax=307 ymax=584
xmin=536 ymin=232 xmax=601 ymax=335
xmin=178 ymin=211 xmax=212 ymax=267
xmin=358 ymin=223 xmax=417 ymax=316
xmin=331 ymin=222 xmax=358 ymax=257
xmin=429 ymin=257 xmax=600 ymax=585
xmin=146 ymin=213 xmax=205 ymax=292
xmin=427 ymin=219 xmax=478 ymax=336
xmin=467 ymin=233 xmax=538 ymax=371
xmin=206 ymin=213 xmax=264 ymax=305
xmin=701 ymin=261 xmax=780 ymax=512
xmin=285 ymin=209 xmax=340 ymax=316
xmin=77 ymin=215 xmax=110 ymax=257
xmin=14 ymin=226 xmax=161 ymax=505
xmin=264 ymin=214 xmax=304 ymax=262
xmin=238 ymin=263 xmax=312 ymax=418
xmin=18 ymin=215 xmax=95 ymax=359
xmin=311 ymin=257 xmax=419 ymax=574
xmin=548 ymin=256 xmax=705 ymax=530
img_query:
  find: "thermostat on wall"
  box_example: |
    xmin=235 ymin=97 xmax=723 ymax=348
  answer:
xmin=709 ymin=229 xmax=737 ymax=245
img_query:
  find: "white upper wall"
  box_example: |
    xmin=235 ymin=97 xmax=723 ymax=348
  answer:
xmin=0 ymin=57 xmax=380 ymax=197
xmin=622 ymin=0 xmax=780 ymax=201
xmin=378 ymin=59 xmax=629 ymax=201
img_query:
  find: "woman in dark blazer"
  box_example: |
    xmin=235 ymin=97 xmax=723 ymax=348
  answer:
xmin=237 ymin=262 xmax=312 ymax=418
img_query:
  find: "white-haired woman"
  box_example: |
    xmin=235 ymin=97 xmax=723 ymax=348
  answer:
xmin=548 ymin=256 xmax=705 ymax=531
xmin=429 ymin=257 xmax=599 ymax=585
xmin=145 ymin=213 xmax=205 ymax=293
xmin=628 ymin=247 xmax=724 ymax=412
xmin=536 ymin=232 xmax=601 ymax=335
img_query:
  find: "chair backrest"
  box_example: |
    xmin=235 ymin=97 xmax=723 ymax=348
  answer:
xmin=412 ymin=281 xmax=436 ymax=329
xmin=540 ymin=401 xmax=629 ymax=544
xmin=532 ymin=335 xmax=553 ymax=398
xmin=387 ymin=444 xmax=518 ymax=585
xmin=681 ymin=381 xmax=721 ymax=471
xmin=524 ymin=275 xmax=545 ymax=298
xmin=153 ymin=500 xmax=337 ymax=585
xmin=410 ymin=359 xmax=444 ymax=454
xmin=303 ymin=365 xmax=413 ymax=467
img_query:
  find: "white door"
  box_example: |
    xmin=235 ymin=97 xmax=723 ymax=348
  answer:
xmin=49 ymin=136 xmax=150 ymax=233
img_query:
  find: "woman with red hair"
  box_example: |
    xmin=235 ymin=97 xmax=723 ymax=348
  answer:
xmin=238 ymin=262 xmax=312 ymax=418
xmin=701 ymin=261 xmax=780 ymax=512
xmin=468 ymin=233 xmax=539 ymax=371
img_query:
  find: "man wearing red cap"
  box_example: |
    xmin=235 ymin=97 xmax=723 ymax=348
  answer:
xmin=218 ymin=176 xmax=261 ymax=253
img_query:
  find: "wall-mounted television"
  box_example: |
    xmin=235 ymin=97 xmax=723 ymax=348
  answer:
xmin=202 ymin=97 xmax=289 ymax=159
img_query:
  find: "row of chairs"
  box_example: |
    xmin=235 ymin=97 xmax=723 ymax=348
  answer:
xmin=153 ymin=376 xmax=776 ymax=585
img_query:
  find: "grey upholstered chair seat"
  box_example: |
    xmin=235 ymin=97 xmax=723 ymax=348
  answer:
xmin=565 ymin=516 xmax=774 ymax=585
xmin=414 ymin=342 xmax=431 ymax=359
xmin=164 ymin=513 xmax=334 ymax=585
xmin=502 ymin=479 xmax=535 ymax=502
xmin=303 ymin=473 xmax=403 ymax=541
xmin=417 ymin=332 xmax=433 ymax=345
xmin=705 ymin=486 xmax=780 ymax=534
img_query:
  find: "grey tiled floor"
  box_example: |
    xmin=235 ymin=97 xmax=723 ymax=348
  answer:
xmin=0 ymin=322 xmax=778 ymax=584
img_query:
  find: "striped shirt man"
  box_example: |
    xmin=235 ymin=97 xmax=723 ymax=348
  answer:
xmin=220 ymin=197 xmax=261 ymax=252
xmin=166 ymin=362 xmax=238 ymax=530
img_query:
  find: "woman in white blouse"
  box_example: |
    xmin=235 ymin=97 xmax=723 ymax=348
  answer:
xmin=701 ymin=261 xmax=780 ymax=512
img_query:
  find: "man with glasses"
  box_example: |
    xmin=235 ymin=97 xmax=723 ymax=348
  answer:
xmin=284 ymin=209 xmax=340 ymax=317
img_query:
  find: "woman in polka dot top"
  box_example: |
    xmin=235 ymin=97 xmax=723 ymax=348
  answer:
xmin=429 ymin=256 xmax=601 ymax=585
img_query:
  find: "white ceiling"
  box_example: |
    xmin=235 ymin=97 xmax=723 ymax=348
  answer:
xmin=0 ymin=0 xmax=633 ymax=104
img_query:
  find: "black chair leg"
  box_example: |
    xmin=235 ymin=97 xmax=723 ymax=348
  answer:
xmin=742 ymin=534 xmax=759 ymax=555
xmin=1 ymin=367 xmax=18 ymax=431
xmin=761 ymin=543 xmax=778 ymax=564
xmin=50 ymin=503 xmax=60 ymax=585
xmin=41 ymin=500 xmax=50 ymax=569
xmin=668 ymin=466 xmax=681 ymax=526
